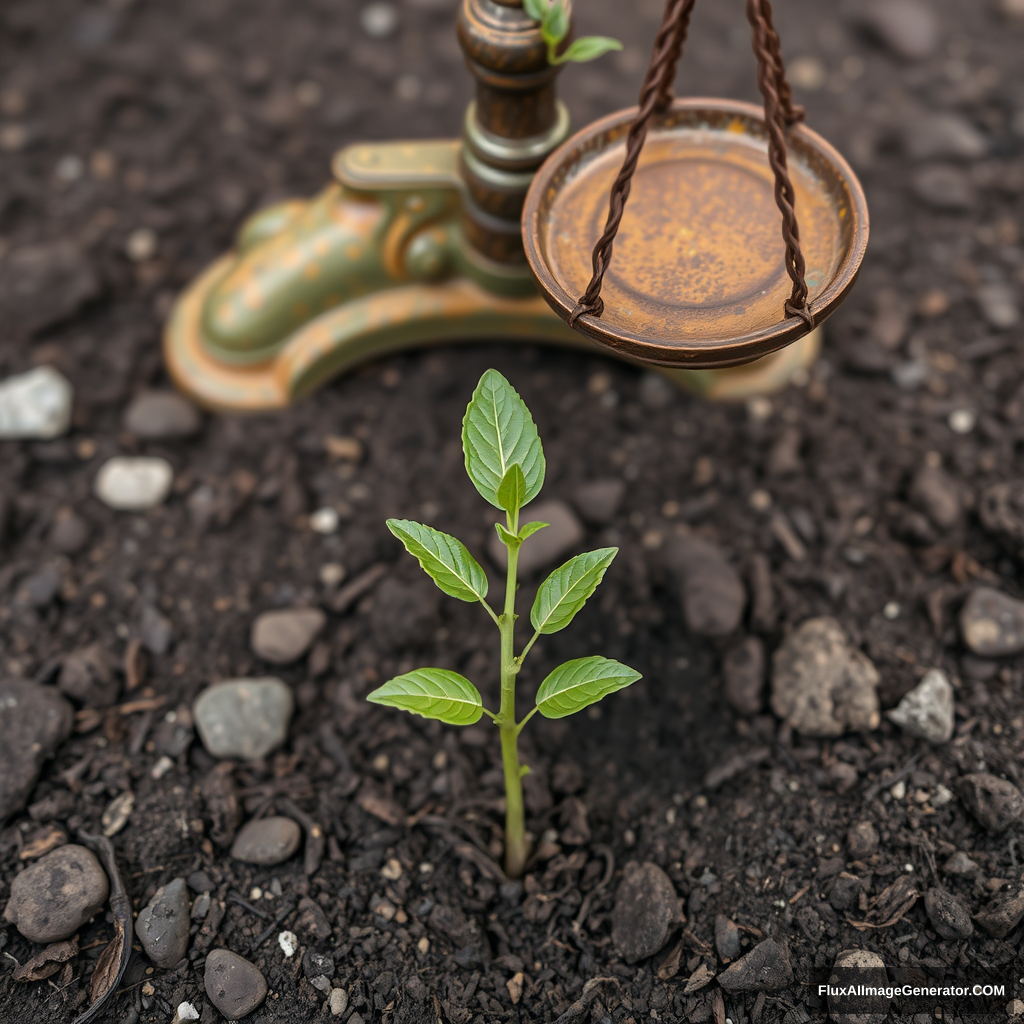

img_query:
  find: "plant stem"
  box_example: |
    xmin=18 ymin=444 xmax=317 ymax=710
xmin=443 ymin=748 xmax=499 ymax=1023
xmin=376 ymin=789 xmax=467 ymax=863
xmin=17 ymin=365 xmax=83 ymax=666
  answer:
xmin=497 ymin=513 xmax=528 ymax=878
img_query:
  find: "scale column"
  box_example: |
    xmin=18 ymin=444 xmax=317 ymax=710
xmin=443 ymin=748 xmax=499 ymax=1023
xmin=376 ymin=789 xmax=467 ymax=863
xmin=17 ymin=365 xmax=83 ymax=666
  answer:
xmin=457 ymin=0 xmax=572 ymax=265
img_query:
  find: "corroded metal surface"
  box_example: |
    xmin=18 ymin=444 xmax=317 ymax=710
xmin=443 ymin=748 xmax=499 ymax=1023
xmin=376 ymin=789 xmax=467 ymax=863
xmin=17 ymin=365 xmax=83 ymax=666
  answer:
xmin=523 ymin=99 xmax=869 ymax=368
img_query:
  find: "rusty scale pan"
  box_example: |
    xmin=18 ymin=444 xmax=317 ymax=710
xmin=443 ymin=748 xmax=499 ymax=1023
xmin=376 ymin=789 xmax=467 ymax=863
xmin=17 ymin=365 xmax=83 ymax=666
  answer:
xmin=522 ymin=0 xmax=869 ymax=370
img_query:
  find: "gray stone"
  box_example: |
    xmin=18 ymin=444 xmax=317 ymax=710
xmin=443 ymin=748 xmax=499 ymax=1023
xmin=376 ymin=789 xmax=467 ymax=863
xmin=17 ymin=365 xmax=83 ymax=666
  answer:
xmin=329 ymin=987 xmax=349 ymax=1016
xmin=58 ymin=644 xmax=119 ymax=707
xmin=250 ymin=608 xmax=326 ymax=664
xmin=0 ymin=241 xmax=100 ymax=334
xmin=912 ymin=166 xmax=974 ymax=210
xmin=960 ymin=587 xmax=1024 ymax=656
xmin=0 ymin=367 xmax=73 ymax=440
xmin=886 ymin=669 xmax=954 ymax=744
xmin=571 ymin=479 xmax=625 ymax=526
xmin=204 ymin=949 xmax=268 ymax=1020
xmin=976 ymin=283 xmax=1020 ymax=330
xmin=666 ymin=535 xmax=746 ymax=637
xmin=973 ymin=881 xmax=1024 ymax=939
xmin=847 ymin=821 xmax=879 ymax=860
xmin=487 ymin=499 xmax=584 ymax=576
xmin=124 ymin=390 xmax=202 ymax=440
xmin=722 ymin=636 xmax=765 ymax=716
xmin=611 ymin=862 xmax=680 ymax=964
xmin=718 ymin=938 xmax=793 ymax=992
xmin=829 ymin=875 xmax=864 ymax=912
xmin=0 ymin=679 xmax=74 ymax=824
xmin=17 ymin=565 xmax=62 ymax=609
xmin=49 ymin=510 xmax=90 ymax=555
xmin=94 ymin=456 xmax=173 ymax=511
xmin=3 ymin=844 xmax=109 ymax=942
xmin=943 ymin=851 xmax=981 ymax=878
xmin=861 ymin=0 xmax=939 ymax=59
xmin=639 ymin=373 xmax=676 ymax=409
xmin=140 ymin=604 xmax=174 ymax=656
xmin=137 ymin=877 xmax=191 ymax=967
xmin=231 ymin=816 xmax=302 ymax=865
xmin=714 ymin=914 xmax=742 ymax=960
xmin=193 ymin=678 xmax=293 ymax=760
xmin=924 ymin=887 xmax=973 ymax=940
xmin=979 ymin=481 xmax=1024 ymax=549
xmin=905 ymin=113 xmax=987 ymax=161
xmin=958 ymin=772 xmax=1024 ymax=834
xmin=909 ymin=465 xmax=961 ymax=531
xmin=770 ymin=617 xmax=881 ymax=737
xmin=360 ymin=2 xmax=397 ymax=37
xmin=827 ymin=949 xmax=889 ymax=1024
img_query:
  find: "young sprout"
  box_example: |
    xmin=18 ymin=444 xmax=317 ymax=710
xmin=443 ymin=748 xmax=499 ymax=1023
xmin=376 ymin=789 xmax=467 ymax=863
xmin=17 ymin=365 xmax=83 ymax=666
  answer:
xmin=367 ymin=370 xmax=641 ymax=878
xmin=522 ymin=0 xmax=623 ymax=67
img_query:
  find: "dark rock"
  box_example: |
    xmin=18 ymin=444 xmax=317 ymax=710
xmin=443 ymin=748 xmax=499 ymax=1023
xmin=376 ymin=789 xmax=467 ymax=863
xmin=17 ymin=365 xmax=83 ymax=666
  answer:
xmin=571 ymin=478 xmax=626 ymax=526
xmin=296 ymin=896 xmax=332 ymax=941
xmin=58 ymin=644 xmax=119 ymax=707
xmin=718 ymin=938 xmax=793 ymax=992
xmin=827 ymin=948 xmax=889 ymax=1024
xmin=912 ymin=166 xmax=974 ymax=210
xmin=140 ymin=604 xmax=173 ymax=656
xmin=830 ymin=874 xmax=865 ymax=912
xmin=250 ymin=607 xmax=326 ymax=664
xmin=978 ymin=481 xmax=1024 ymax=550
xmin=3 ymin=844 xmax=109 ymax=942
xmin=16 ymin=565 xmax=62 ymax=609
xmin=770 ymin=617 xmax=880 ymax=737
xmin=123 ymin=390 xmax=202 ymax=440
xmin=958 ymin=772 xmax=1024 ymax=833
xmin=0 ymin=679 xmax=74 ymax=824
xmin=861 ymin=0 xmax=939 ymax=60
xmin=976 ymin=283 xmax=1019 ymax=331
xmin=924 ymin=887 xmax=973 ymax=940
xmin=204 ymin=949 xmax=268 ymax=1020
xmin=0 ymin=240 xmax=100 ymax=334
xmin=942 ymin=851 xmax=981 ymax=878
xmin=230 ymin=816 xmax=302 ymax=865
xmin=187 ymin=870 xmax=214 ymax=894
xmin=487 ymin=499 xmax=584 ymax=576
xmin=722 ymin=635 xmax=765 ymax=716
xmin=909 ymin=465 xmax=961 ymax=531
xmin=611 ymin=861 xmax=681 ymax=964
xmin=960 ymin=587 xmax=1024 ymax=656
xmin=666 ymin=535 xmax=746 ymax=637
xmin=49 ymin=510 xmax=90 ymax=555
xmin=766 ymin=427 xmax=803 ymax=477
xmin=714 ymin=915 xmax=742 ymax=960
xmin=137 ymin=877 xmax=191 ymax=967
xmin=795 ymin=905 xmax=823 ymax=942
xmin=973 ymin=881 xmax=1024 ymax=939
xmin=847 ymin=821 xmax=880 ymax=859
xmin=28 ymin=790 xmax=76 ymax=822
xmin=303 ymin=950 xmax=334 ymax=982
xmin=829 ymin=762 xmax=859 ymax=794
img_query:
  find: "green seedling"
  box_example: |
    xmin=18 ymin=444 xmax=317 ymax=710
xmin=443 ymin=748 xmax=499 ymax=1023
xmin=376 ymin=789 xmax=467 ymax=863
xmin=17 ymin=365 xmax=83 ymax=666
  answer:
xmin=367 ymin=369 xmax=641 ymax=878
xmin=522 ymin=0 xmax=623 ymax=67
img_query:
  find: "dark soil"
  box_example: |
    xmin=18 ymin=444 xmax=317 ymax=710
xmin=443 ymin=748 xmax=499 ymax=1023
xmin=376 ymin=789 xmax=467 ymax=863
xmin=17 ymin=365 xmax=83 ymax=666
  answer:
xmin=3 ymin=0 xmax=1024 ymax=1022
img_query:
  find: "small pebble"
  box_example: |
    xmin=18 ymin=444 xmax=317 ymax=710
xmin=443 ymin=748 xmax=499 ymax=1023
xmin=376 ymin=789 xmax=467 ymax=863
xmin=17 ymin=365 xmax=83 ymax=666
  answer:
xmin=487 ymin=499 xmax=583 ymax=576
xmin=3 ymin=844 xmax=109 ymax=943
xmin=361 ymin=2 xmax=397 ymax=36
xmin=329 ymin=987 xmax=349 ymax=1016
xmin=912 ymin=166 xmax=974 ymax=210
xmin=667 ymin=535 xmax=746 ymax=637
xmin=975 ymin=283 xmax=1019 ymax=331
xmin=231 ymin=816 xmax=302 ymax=865
xmin=722 ymin=636 xmax=765 ymax=716
xmin=278 ymin=930 xmax=299 ymax=957
xmin=193 ymin=677 xmax=294 ymax=760
xmin=827 ymin=949 xmax=888 ymax=1024
xmin=140 ymin=604 xmax=174 ymax=656
xmin=960 ymin=587 xmax=1024 ymax=656
xmin=923 ymin=887 xmax=973 ymax=939
xmin=17 ymin=565 xmax=62 ymax=609
xmin=570 ymin=478 xmax=625 ymax=525
xmin=173 ymin=1003 xmax=200 ymax=1024
xmin=123 ymin=390 xmax=201 ymax=440
xmin=94 ymin=456 xmax=173 ymax=511
xmin=861 ymin=0 xmax=938 ymax=59
xmin=0 ymin=366 xmax=73 ymax=440
xmin=714 ymin=914 xmax=742 ymax=960
xmin=204 ymin=949 xmax=268 ymax=1021
xmin=611 ymin=861 xmax=680 ymax=963
xmin=886 ymin=668 xmax=955 ymax=744
xmin=125 ymin=227 xmax=157 ymax=263
xmin=310 ymin=507 xmax=340 ymax=534
xmin=251 ymin=607 xmax=326 ymax=664
xmin=49 ymin=510 xmax=90 ymax=554
xmin=883 ymin=601 xmax=900 ymax=620
xmin=137 ymin=877 xmax=191 ymax=967
xmin=958 ymin=772 xmax=1024 ymax=833
xmin=909 ymin=464 xmax=961 ymax=530
xmin=905 ymin=113 xmax=987 ymax=161
xmin=718 ymin=938 xmax=793 ymax=992
xmin=847 ymin=821 xmax=879 ymax=859
xmin=948 ymin=408 xmax=976 ymax=434
xmin=974 ymin=881 xmax=1024 ymax=938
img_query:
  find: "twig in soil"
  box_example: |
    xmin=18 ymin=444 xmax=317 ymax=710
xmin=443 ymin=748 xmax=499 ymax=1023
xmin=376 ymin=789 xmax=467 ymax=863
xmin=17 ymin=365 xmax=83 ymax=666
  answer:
xmin=572 ymin=844 xmax=614 ymax=936
xmin=416 ymin=814 xmax=507 ymax=881
xmin=863 ymin=753 xmax=920 ymax=803
xmin=330 ymin=562 xmax=388 ymax=614
xmin=278 ymin=796 xmax=325 ymax=876
xmin=226 ymin=892 xmax=272 ymax=920
xmin=551 ymin=977 xmax=618 ymax=1024
xmin=252 ymin=903 xmax=295 ymax=950
xmin=72 ymin=831 xmax=133 ymax=1024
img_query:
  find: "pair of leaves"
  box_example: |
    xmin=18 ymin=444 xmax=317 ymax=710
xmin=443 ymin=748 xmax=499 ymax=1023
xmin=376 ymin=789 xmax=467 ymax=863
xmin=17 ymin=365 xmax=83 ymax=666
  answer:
xmin=522 ymin=0 xmax=623 ymax=65
xmin=367 ymin=656 xmax=641 ymax=726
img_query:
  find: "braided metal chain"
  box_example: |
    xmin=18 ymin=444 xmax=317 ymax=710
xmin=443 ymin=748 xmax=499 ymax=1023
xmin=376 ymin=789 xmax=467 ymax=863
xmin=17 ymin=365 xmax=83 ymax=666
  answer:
xmin=568 ymin=0 xmax=814 ymax=331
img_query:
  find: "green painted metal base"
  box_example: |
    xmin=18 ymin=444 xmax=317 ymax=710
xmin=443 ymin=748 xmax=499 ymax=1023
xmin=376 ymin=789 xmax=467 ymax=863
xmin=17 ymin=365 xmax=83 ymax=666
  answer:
xmin=165 ymin=139 xmax=820 ymax=411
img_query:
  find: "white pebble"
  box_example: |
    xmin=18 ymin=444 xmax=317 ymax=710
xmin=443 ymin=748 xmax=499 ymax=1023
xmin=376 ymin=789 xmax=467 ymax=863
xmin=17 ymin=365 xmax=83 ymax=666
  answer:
xmin=278 ymin=930 xmax=299 ymax=957
xmin=329 ymin=987 xmax=349 ymax=1016
xmin=94 ymin=456 xmax=173 ymax=511
xmin=173 ymin=1002 xmax=201 ymax=1024
xmin=890 ymin=780 xmax=906 ymax=800
xmin=361 ymin=2 xmax=397 ymax=37
xmin=883 ymin=601 xmax=900 ymax=620
xmin=310 ymin=506 xmax=340 ymax=534
xmin=0 ymin=366 xmax=73 ymax=440
xmin=746 ymin=396 xmax=773 ymax=422
xmin=933 ymin=783 xmax=953 ymax=806
xmin=319 ymin=562 xmax=346 ymax=588
xmin=56 ymin=154 xmax=85 ymax=182
xmin=948 ymin=408 xmax=976 ymax=434
xmin=749 ymin=488 xmax=772 ymax=511
xmin=150 ymin=755 xmax=174 ymax=780
xmin=126 ymin=227 xmax=158 ymax=263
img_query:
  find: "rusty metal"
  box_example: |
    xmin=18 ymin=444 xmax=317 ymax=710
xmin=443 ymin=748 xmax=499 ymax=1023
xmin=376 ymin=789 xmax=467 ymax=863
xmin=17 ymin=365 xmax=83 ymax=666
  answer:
xmin=523 ymin=98 xmax=868 ymax=368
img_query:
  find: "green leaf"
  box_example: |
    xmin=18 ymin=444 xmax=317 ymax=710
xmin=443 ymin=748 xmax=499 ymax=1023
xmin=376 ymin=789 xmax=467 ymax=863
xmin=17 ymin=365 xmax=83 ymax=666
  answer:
xmin=387 ymin=519 xmax=488 ymax=603
xmin=556 ymin=36 xmax=623 ymax=63
xmin=518 ymin=521 xmax=549 ymax=541
xmin=368 ymin=668 xmax=484 ymax=726
xmin=496 ymin=464 xmax=527 ymax=518
xmin=541 ymin=0 xmax=569 ymax=47
xmin=494 ymin=522 xmax=520 ymax=549
xmin=522 ymin=0 xmax=547 ymax=21
xmin=536 ymin=656 xmax=641 ymax=719
xmin=530 ymin=547 xmax=618 ymax=634
xmin=462 ymin=369 xmax=545 ymax=510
